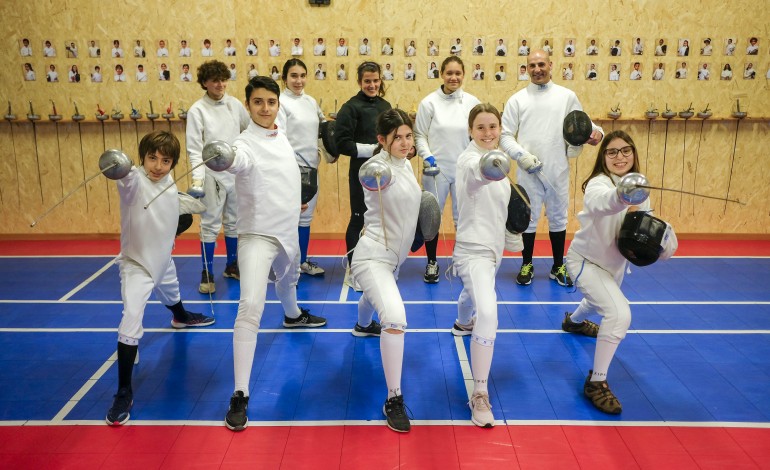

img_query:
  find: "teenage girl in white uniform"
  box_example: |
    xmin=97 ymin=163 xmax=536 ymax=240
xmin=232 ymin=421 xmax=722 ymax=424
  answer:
xmin=277 ymin=58 xmax=327 ymax=276
xmin=564 ymin=130 xmax=676 ymax=414
xmin=414 ymin=56 xmax=480 ymax=283
xmin=453 ymin=104 xmax=510 ymax=428
xmin=351 ymin=109 xmax=421 ymax=433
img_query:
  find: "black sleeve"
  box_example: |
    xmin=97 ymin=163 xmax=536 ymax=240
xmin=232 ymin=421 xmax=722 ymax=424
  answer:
xmin=334 ymin=101 xmax=359 ymax=158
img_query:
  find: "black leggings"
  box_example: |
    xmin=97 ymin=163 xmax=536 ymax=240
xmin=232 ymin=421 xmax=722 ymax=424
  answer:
xmin=346 ymin=158 xmax=367 ymax=263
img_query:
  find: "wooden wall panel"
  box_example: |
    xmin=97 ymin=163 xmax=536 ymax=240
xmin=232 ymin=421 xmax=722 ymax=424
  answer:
xmin=1 ymin=0 xmax=768 ymax=236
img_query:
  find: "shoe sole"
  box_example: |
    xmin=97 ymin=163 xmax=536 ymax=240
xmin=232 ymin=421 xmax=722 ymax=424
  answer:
xmin=352 ymin=329 xmax=381 ymax=337
xmin=223 ymin=273 xmax=240 ymax=280
xmin=423 ymin=277 xmax=439 ymax=284
xmin=549 ymin=273 xmax=572 ymax=287
xmin=171 ymin=319 xmax=215 ymax=329
xmin=105 ymin=413 xmax=130 ymax=426
xmin=470 ymin=416 xmax=495 ymax=428
xmin=225 ymin=418 xmax=248 ymax=431
xmin=283 ymin=321 xmax=327 ymax=328
xmin=301 ymin=269 xmax=326 ymax=276
xmin=382 ymin=406 xmax=410 ymax=433
xmin=451 ymin=327 xmax=473 ymax=337
xmin=515 ymin=278 xmax=532 ymax=286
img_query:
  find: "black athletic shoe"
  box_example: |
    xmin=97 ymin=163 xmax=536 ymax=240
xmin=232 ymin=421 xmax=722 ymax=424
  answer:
xmin=283 ymin=307 xmax=327 ymax=328
xmin=352 ymin=320 xmax=381 ymax=337
xmin=549 ymin=264 xmax=573 ymax=287
xmin=225 ymin=391 xmax=249 ymax=431
xmin=423 ymin=261 xmax=439 ymax=284
xmin=171 ymin=312 xmax=215 ymax=329
xmin=106 ymin=387 xmax=133 ymax=426
xmin=516 ymin=263 xmax=534 ymax=285
xmin=383 ymin=395 xmax=411 ymax=432
xmin=223 ymin=261 xmax=240 ymax=280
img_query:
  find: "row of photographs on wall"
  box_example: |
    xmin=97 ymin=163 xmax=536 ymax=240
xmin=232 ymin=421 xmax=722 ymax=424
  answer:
xmin=17 ymin=36 xmax=766 ymax=59
xmin=19 ymin=61 xmax=770 ymax=83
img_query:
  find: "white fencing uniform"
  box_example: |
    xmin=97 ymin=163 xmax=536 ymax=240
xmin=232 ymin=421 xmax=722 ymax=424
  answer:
xmin=414 ymin=87 xmax=480 ymax=227
xmin=352 ymin=152 xmax=421 ymax=329
xmin=566 ymin=174 xmax=651 ymax=342
xmin=186 ymin=93 xmax=250 ymax=242
xmin=500 ymin=82 xmax=603 ymax=232
xmin=453 ymin=142 xmax=511 ymax=342
xmin=116 ymin=167 xmax=180 ymax=343
xmin=276 ymin=88 xmax=325 ymax=226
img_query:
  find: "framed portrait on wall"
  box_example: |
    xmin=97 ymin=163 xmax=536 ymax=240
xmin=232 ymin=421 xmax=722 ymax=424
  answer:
xmin=629 ymin=62 xmax=642 ymax=80
xmin=743 ymin=62 xmax=756 ymax=79
xmin=91 ymin=65 xmax=103 ymax=83
xmin=428 ymin=61 xmax=439 ymax=79
xmin=746 ymin=37 xmax=759 ymax=55
xmin=608 ymin=64 xmax=620 ymax=81
xmin=697 ymin=63 xmax=710 ymax=80
xmin=20 ymin=38 xmax=32 ymax=57
xmin=610 ymin=39 xmax=622 ymax=56
xmin=158 ymin=63 xmax=170 ymax=81
xmin=179 ymin=40 xmax=191 ymax=57
xmin=586 ymin=39 xmax=599 ymax=56
xmin=358 ymin=38 xmax=371 ymax=56
xmin=67 ymin=64 xmax=81 ymax=83
xmin=517 ymin=64 xmax=529 ymax=81
xmin=65 ymin=40 xmax=79 ymax=58
xmin=586 ymin=63 xmax=598 ymax=80
xmin=133 ymin=40 xmax=145 ymax=58
xmin=652 ymin=62 xmax=665 ymax=80
xmin=472 ymin=63 xmax=484 ymax=80
xmin=336 ymin=63 xmax=347 ymax=80
xmin=563 ymin=38 xmax=575 ymax=57
xmin=224 ymin=39 xmax=236 ymax=56
xmin=314 ymin=63 xmax=326 ymax=80
xmin=381 ymin=37 xmax=393 ymax=56
xmin=494 ymin=64 xmax=506 ymax=80
xmin=675 ymin=61 xmax=688 ymax=79
xmin=156 ymin=40 xmax=169 ymax=57
xmin=719 ymin=63 xmax=733 ymax=80
xmin=246 ymin=38 xmax=258 ymax=56
xmin=335 ymin=38 xmax=347 ymax=56
xmin=677 ymin=39 xmax=690 ymax=57
xmin=312 ymin=38 xmax=325 ymax=56
xmin=473 ymin=38 xmax=485 ymax=55
xmin=43 ymin=40 xmax=56 ymax=57
xmin=655 ymin=38 xmax=667 ymax=56
xmin=450 ymin=38 xmax=462 ymax=56
xmin=404 ymin=63 xmax=416 ymax=80
xmin=495 ymin=38 xmax=507 ymax=56
xmin=724 ymin=37 xmax=736 ymax=55
xmin=22 ymin=62 xmax=36 ymax=81
xmin=517 ymin=38 xmax=530 ymax=56
xmin=700 ymin=38 xmax=713 ymax=56
xmin=382 ymin=63 xmax=394 ymax=80
xmin=562 ymin=63 xmax=574 ymax=80
xmin=632 ymin=37 xmax=643 ymax=55
xmin=404 ymin=39 xmax=416 ymax=57
xmin=427 ymin=39 xmax=439 ymax=56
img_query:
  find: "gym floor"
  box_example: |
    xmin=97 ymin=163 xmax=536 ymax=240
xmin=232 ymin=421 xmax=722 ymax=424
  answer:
xmin=1 ymin=239 xmax=769 ymax=469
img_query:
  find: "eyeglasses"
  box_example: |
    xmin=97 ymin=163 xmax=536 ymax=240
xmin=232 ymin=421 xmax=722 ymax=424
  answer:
xmin=604 ymin=146 xmax=634 ymax=158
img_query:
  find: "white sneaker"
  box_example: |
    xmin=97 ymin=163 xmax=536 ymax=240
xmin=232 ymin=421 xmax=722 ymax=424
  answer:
xmin=469 ymin=392 xmax=495 ymax=428
xmin=300 ymin=260 xmax=325 ymax=276
xmin=344 ymin=268 xmax=363 ymax=292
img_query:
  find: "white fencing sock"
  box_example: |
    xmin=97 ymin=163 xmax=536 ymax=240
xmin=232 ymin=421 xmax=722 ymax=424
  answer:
xmin=233 ymin=326 xmax=258 ymax=396
xmin=591 ymin=339 xmax=620 ymax=382
xmin=380 ymin=330 xmax=405 ymax=399
xmin=471 ymin=336 xmax=494 ymax=394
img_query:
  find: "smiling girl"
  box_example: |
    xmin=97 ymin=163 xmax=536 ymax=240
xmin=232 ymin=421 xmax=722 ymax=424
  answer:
xmin=452 ymin=104 xmax=511 ymax=427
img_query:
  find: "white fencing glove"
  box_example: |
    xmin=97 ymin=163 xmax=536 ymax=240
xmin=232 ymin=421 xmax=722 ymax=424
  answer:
xmin=187 ymin=178 xmax=205 ymax=198
xmin=517 ymin=153 xmax=543 ymax=174
xmin=355 ymin=143 xmax=378 ymax=159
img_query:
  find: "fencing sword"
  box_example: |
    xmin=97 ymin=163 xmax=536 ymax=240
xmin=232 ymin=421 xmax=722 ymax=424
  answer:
xmin=143 ymin=140 xmax=236 ymax=210
xmin=617 ymin=172 xmax=745 ymax=206
xmin=30 ymin=149 xmax=133 ymax=227
xmin=4 ymin=101 xmax=19 ymax=207
xmin=26 ymin=101 xmax=44 ymax=203
xmin=48 ymin=101 xmax=65 ymax=199
xmin=72 ymin=103 xmax=88 ymax=212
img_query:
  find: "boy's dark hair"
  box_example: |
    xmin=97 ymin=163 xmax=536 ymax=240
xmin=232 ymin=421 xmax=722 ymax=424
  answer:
xmin=245 ymin=75 xmax=280 ymax=101
xmin=139 ymin=130 xmax=180 ymax=168
xmin=197 ymin=60 xmax=230 ymax=89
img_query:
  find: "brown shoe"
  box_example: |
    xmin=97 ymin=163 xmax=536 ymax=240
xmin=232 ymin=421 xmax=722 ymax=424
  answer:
xmin=583 ymin=370 xmax=622 ymax=414
xmin=562 ymin=312 xmax=599 ymax=338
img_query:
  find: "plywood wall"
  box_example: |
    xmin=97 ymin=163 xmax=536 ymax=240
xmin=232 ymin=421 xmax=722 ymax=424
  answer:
xmin=1 ymin=0 xmax=768 ymax=237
